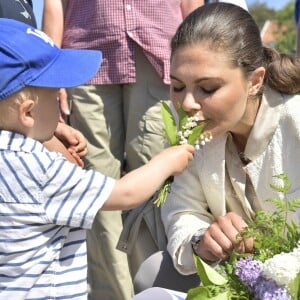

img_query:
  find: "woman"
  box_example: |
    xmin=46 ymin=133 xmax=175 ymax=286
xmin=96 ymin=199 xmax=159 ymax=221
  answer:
xmin=164 ymin=1 xmax=300 ymax=274
xmin=134 ymin=2 xmax=300 ymax=293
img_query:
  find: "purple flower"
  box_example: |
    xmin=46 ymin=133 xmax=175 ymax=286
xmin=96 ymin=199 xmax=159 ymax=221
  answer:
xmin=235 ymin=256 xmax=263 ymax=289
xmin=253 ymin=277 xmax=291 ymax=300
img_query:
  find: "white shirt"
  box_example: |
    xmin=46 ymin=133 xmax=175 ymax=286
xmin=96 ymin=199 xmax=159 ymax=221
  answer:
xmin=0 ymin=131 xmax=115 ymax=299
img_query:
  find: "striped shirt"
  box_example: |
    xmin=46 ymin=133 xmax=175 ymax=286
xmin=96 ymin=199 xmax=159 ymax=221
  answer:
xmin=62 ymin=0 xmax=184 ymax=85
xmin=0 ymin=130 xmax=115 ymax=299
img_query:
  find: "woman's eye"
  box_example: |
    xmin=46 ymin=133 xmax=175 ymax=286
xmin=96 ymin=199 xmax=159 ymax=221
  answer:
xmin=172 ymin=86 xmax=184 ymax=92
xmin=201 ymin=87 xmax=217 ymax=94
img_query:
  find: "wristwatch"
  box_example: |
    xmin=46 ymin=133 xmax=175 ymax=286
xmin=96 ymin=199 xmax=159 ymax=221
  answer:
xmin=191 ymin=228 xmax=207 ymax=256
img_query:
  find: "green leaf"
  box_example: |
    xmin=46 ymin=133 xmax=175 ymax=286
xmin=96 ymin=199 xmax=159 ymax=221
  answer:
xmin=178 ymin=105 xmax=188 ymax=131
xmin=187 ymin=287 xmax=229 ymax=300
xmin=186 ymin=286 xmax=211 ymax=300
xmin=161 ymin=101 xmax=177 ymax=146
xmin=288 ymin=272 xmax=300 ymax=300
xmin=153 ymin=177 xmax=173 ymax=207
xmin=270 ymin=173 xmax=291 ymax=193
xmin=211 ymin=292 xmax=230 ymax=300
xmin=194 ymin=255 xmax=228 ymax=286
xmin=187 ymin=123 xmax=206 ymax=145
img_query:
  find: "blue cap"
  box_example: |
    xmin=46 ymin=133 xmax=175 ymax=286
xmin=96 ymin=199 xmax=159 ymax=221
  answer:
xmin=0 ymin=18 xmax=102 ymax=100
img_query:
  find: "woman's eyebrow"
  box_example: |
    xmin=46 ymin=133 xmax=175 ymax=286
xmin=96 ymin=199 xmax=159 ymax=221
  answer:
xmin=170 ymin=74 xmax=221 ymax=84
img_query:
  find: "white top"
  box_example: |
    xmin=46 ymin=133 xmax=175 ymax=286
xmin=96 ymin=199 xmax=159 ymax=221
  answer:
xmin=0 ymin=131 xmax=115 ymax=299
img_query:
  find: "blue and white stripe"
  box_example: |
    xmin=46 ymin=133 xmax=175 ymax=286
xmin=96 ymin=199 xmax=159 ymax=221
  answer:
xmin=0 ymin=130 xmax=115 ymax=299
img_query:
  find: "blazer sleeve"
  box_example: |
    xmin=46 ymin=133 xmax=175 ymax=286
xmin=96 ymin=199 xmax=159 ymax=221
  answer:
xmin=161 ymin=151 xmax=214 ymax=275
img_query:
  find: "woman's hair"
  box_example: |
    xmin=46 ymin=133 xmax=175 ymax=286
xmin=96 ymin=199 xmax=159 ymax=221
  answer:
xmin=171 ymin=3 xmax=300 ymax=95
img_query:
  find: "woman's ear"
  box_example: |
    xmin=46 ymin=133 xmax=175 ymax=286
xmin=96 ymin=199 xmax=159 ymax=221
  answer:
xmin=248 ymin=67 xmax=265 ymax=96
xmin=18 ymin=99 xmax=35 ymax=128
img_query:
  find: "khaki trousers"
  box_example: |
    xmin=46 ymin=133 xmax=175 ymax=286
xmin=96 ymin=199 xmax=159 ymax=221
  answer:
xmin=68 ymin=47 xmax=170 ymax=300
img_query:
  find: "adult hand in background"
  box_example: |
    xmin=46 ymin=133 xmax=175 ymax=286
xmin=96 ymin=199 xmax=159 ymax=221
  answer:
xmin=54 ymin=122 xmax=88 ymax=168
xmin=57 ymin=88 xmax=70 ymax=122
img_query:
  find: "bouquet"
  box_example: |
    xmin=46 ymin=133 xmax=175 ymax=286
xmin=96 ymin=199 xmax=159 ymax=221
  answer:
xmin=187 ymin=174 xmax=300 ymax=300
xmin=153 ymin=101 xmax=212 ymax=207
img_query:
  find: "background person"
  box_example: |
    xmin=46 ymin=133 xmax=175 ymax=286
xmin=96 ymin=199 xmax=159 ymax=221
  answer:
xmin=42 ymin=1 xmax=204 ymax=299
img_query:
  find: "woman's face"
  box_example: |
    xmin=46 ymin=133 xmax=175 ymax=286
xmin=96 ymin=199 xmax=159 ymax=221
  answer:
xmin=170 ymin=43 xmax=255 ymax=138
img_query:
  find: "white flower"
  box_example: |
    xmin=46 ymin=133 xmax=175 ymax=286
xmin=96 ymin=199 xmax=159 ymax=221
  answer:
xmin=183 ymin=129 xmax=192 ymax=138
xmin=176 ymin=115 xmax=212 ymax=148
xmin=195 ymin=144 xmax=201 ymax=150
xmin=262 ymin=251 xmax=300 ymax=286
xmin=177 ymin=131 xmax=184 ymax=137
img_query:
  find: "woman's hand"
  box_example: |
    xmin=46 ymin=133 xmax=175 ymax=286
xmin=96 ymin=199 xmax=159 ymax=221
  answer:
xmin=195 ymin=212 xmax=253 ymax=263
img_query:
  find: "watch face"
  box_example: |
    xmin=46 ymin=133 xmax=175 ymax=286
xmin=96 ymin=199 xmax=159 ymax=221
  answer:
xmin=191 ymin=234 xmax=201 ymax=255
xmin=191 ymin=235 xmax=199 ymax=246
xmin=191 ymin=235 xmax=199 ymax=247
xmin=191 ymin=229 xmax=206 ymax=246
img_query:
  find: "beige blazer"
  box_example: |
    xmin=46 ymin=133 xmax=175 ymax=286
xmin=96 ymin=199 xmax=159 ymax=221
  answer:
xmin=162 ymin=87 xmax=300 ymax=274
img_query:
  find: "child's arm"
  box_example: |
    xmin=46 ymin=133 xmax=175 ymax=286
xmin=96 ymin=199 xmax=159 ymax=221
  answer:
xmin=102 ymin=144 xmax=195 ymax=210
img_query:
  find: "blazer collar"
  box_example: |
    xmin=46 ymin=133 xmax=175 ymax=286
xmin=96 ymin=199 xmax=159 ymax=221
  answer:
xmin=244 ymin=87 xmax=284 ymax=162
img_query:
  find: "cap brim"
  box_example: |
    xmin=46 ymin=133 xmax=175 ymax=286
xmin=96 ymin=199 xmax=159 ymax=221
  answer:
xmin=28 ymin=48 xmax=102 ymax=88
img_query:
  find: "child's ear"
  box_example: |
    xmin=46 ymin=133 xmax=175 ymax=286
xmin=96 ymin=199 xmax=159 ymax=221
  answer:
xmin=248 ymin=67 xmax=265 ymax=96
xmin=18 ymin=99 xmax=35 ymax=128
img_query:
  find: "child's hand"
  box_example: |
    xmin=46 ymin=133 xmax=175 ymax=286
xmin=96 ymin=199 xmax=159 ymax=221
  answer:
xmin=152 ymin=144 xmax=195 ymax=207
xmin=161 ymin=144 xmax=195 ymax=175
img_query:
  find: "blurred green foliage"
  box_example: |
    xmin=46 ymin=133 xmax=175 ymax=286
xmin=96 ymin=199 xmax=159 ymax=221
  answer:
xmin=249 ymin=1 xmax=296 ymax=55
xmin=275 ymin=2 xmax=296 ymax=54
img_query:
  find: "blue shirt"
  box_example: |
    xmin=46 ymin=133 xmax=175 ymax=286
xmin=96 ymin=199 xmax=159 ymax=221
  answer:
xmin=0 ymin=130 xmax=115 ymax=299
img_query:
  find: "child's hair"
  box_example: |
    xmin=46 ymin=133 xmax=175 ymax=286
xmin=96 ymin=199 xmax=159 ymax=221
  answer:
xmin=12 ymin=87 xmax=39 ymax=105
xmin=171 ymin=3 xmax=300 ymax=95
xmin=0 ymin=87 xmax=39 ymax=127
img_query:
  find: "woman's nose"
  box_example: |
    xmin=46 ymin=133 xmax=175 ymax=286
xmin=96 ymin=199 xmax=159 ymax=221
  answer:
xmin=182 ymin=93 xmax=201 ymax=112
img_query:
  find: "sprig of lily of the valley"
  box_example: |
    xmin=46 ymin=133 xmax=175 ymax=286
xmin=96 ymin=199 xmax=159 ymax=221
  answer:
xmin=153 ymin=101 xmax=212 ymax=207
